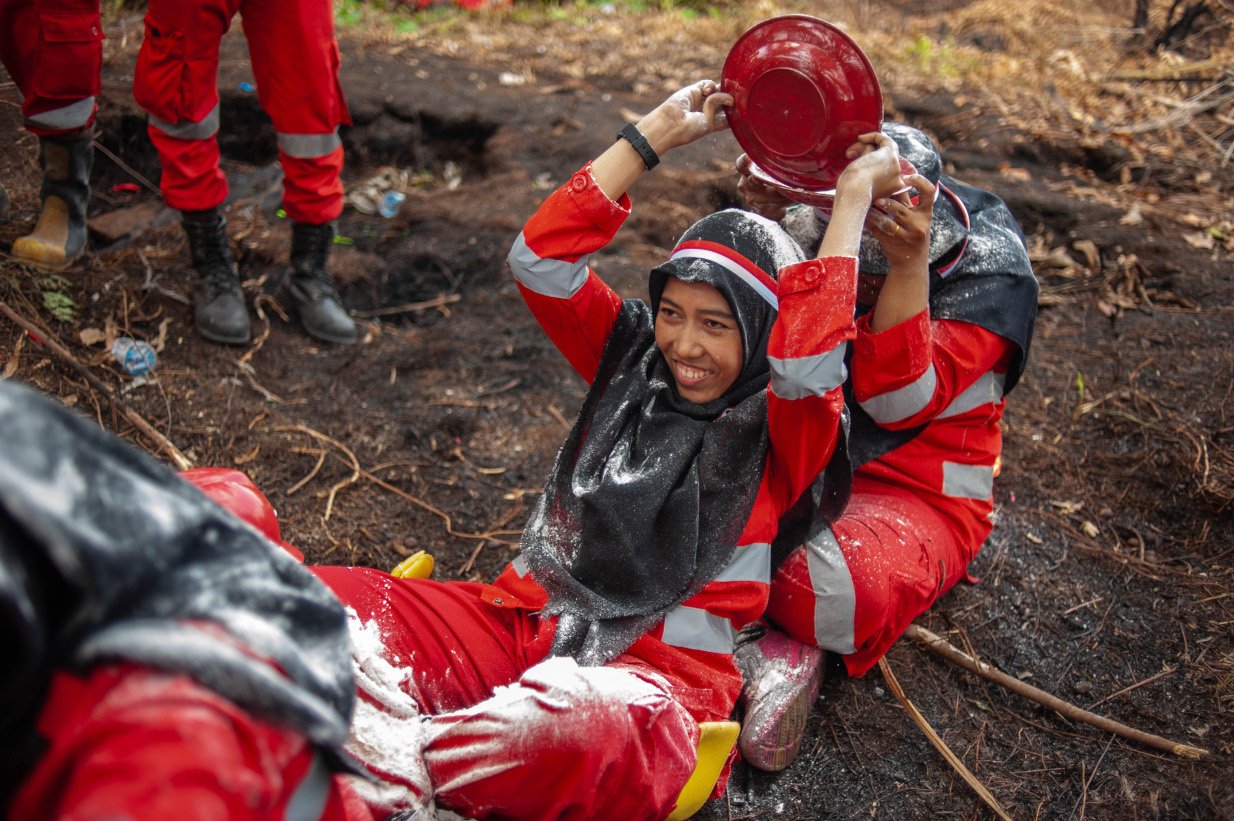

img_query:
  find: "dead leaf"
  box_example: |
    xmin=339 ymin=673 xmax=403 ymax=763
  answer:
xmin=79 ymin=327 xmax=107 ymax=347
xmin=1182 ymin=231 xmax=1215 ymax=250
xmin=1120 ymin=203 xmax=1144 ymax=225
xmin=1072 ymin=239 xmax=1100 ymax=271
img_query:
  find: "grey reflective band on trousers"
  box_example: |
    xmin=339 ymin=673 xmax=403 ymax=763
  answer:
xmin=769 ymin=341 xmax=850 ymax=400
xmin=148 ymin=104 xmax=221 ymax=141
xmin=26 ymin=97 xmax=96 ymax=132
xmin=278 ymin=130 xmax=342 ymax=159
xmin=507 ymin=231 xmax=591 ymax=298
xmin=285 ymin=750 xmax=332 ymax=821
xmin=806 ymin=526 xmax=858 ymax=655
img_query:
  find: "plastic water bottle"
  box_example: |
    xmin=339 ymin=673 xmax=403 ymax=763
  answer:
xmin=111 ymin=337 xmax=157 ymax=376
xmin=378 ymin=191 xmax=406 ymax=218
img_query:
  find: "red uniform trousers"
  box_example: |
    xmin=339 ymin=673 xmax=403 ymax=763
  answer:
xmin=133 ymin=0 xmax=348 ymax=224
xmin=0 ymin=0 xmax=102 ymax=135
xmin=8 ymin=663 xmax=376 ymax=821
xmin=312 ymin=566 xmax=699 ymax=821
xmin=765 ymin=475 xmax=975 ymax=676
xmin=765 ymin=313 xmax=1014 ymax=676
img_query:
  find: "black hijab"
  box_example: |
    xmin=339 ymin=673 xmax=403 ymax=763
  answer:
xmin=522 ymin=209 xmax=805 ymax=666
xmin=783 ymin=122 xmax=1038 ymax=467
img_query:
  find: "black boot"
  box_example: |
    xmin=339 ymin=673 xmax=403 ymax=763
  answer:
xmin=11 ymin=130 xmax=92 ymax=269
xmin=183 ymin=210 xmax=251 ymax=345
xmin=286 ymin=221 xmax=356 ymax=344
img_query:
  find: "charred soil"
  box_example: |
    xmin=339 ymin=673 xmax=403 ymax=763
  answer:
xmin=2 ymin=2 xmax=1232 ymax=819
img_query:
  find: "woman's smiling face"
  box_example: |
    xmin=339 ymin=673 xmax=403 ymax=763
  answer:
xmin=654 ymin=277 xmax=744 ymax=405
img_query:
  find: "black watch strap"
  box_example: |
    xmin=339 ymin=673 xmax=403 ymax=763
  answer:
xmin=616 ymin=123 xmax=660 ymax=171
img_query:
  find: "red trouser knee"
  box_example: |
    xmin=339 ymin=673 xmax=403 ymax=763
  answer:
xmin=312 ymin=567 xmax=698 ymax=821
xmin=0 ymin=0 xmax=102 ymax=135
xmin=134 ymin=0 xmax=348 ymax=220
xmin=766 ymin=481 xmax=972 ymax=676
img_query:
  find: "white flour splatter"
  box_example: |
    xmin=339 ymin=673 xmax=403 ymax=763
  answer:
xmin=341 ymin=607 xmax=434 ymax=814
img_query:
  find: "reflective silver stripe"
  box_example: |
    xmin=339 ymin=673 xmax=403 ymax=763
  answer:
xmin=770 ymin=342 xmax=849 ymax=400
xmin=507 ymin=231 xmax=590 ymax=298
xmin=942 ymin=461 xmax=995 ymax=500
xmin=859 ymin=362 xmax=937 ymax=425
xmin=806 ymin=527 xmax=858 ymax=655
xmin=148 ymin=104 xmax=220 ymax=141
xmin=285 ymin=751 xmax=331 ymax=821
xmin=278 ymin=130 xmax=342 ymax=159
xmin=713 ymin=542 xmax=770 ymax=585
xmin=937 ymin=370 xmax=1006 ymax=419
xmin=660 ymin=605 xmax=736 ymax=654
xmin=511 ymin=553 xmax=529 ymax=577
xmin=667 ymin=247 xmax=778 ymax=309
xmin=27 ymin=97 xmax=96 ymax=131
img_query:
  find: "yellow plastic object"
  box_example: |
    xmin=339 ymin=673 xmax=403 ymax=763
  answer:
xmin=666 ymin=720 xmax=741 ymax=821
xmin=390 ymin=550 xmax=434 ymax=579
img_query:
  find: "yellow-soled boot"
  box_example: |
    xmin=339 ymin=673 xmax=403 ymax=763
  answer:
xmin=11 ymin=132 xmax=92 ymax=270
xmin=666 ymin=721 xmax=740 ymax=821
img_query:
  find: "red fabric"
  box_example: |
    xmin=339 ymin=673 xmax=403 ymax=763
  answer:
xmin=0 ymin=0 xmax=102 ymax=135
xmin=766 ymin=478 xmax=969 ymax=676
xmin=505 ymin=165 xmax=852 ymax=732
xmin=767 ymin=306 xmax=1019 ymax=675
xmin=311 ymin=567 xmax=699 ymax=821
xmin=9 ymin=664 xmax=370 ymax=821
xmin=134 ymin=0 xmax=349 ymax=218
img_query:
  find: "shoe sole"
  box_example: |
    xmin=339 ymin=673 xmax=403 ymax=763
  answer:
xmin=740 ymin=665 xmax=821 ymax=772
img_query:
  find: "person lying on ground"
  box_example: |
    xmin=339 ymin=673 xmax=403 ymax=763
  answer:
xmin=731 ymin=122 xmax=1039 ymax=773
xmin=2 ymin=80 xmax=911 ymax=821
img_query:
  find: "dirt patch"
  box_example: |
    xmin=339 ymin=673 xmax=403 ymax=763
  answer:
xmin=2 ymin=3 xmax=1232 ymax=819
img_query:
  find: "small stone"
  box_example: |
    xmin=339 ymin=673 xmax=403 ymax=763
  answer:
xmin=1073 ymin=680 xmax=1094 ymax=695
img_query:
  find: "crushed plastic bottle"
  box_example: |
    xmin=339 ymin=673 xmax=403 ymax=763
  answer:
xmin=378 ymin=191 xmax=406 ymax=218
xmin=111 ymin=337 xmax=157 ymax=376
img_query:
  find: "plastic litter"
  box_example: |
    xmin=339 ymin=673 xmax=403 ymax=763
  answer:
xmin=378 ymin=191 xmax=406 ymax=218
xmin=111 ymin=337 xmax=157 ymax=376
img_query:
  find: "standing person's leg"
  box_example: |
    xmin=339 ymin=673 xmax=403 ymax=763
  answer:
xmin=134 ymin=0 xmax=251 ymax=344
xmin=0 ymin=0 xmax=102 ymax=269
xmin=242 ymin=0 xmax=355 ymax=344
xmin=739 ymin=484 xmax=970 ymax=770
xmin=311 ymin=567 xmax=699 ymax=821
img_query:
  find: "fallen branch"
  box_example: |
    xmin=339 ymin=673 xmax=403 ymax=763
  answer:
xmin=903 ymin=623 xmax=1208 ymax=759
xmin=351 ymin=293 xmax=460 ymax=318
xmin=878 ymin=657 xmax=1014 ymax=821
xmin=0 ymin=298 xmax=193 ymax=470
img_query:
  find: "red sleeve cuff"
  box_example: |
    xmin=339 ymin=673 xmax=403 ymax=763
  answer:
xmin=854 ymin=308 xmax=931 ymax=376
xmin=564 ymin=163 xmax=631 ymax=236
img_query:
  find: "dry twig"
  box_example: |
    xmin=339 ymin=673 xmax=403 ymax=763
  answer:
xmin=0 ymin=298 xmax=193 ymax=470
xmin=903 ymin=623 xmax=1209 ymax=759
xmin=878 ymin=656 xmax=1014 ymax=821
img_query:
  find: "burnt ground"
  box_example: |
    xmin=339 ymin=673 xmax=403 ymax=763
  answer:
xmin=2 ymin=4 xmax=1233 ymax=819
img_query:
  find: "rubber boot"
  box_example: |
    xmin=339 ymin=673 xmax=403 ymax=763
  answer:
xmin=11 ymin=131 xmax=92 ymax=269
xmin=183 ymin=209 xmax=251 ymax=345
xmin=286 ymin=221 xmax=356 ymax=344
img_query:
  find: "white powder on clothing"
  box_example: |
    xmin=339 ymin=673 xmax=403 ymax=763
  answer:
xmin=341 ymin=607 xmax=435 ymax=814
